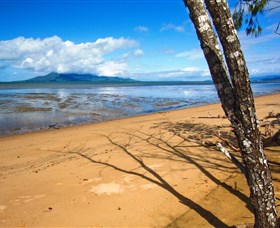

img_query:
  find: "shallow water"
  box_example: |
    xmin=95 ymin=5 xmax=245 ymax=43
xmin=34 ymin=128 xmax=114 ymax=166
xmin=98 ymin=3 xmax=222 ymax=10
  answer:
xmin=0 ymin=82 xmax=279 ymax=135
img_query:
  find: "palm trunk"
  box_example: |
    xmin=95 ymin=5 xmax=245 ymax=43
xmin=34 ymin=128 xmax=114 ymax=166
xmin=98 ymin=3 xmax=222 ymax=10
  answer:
xmin=183 ymin=0 xmax=278 ymax=227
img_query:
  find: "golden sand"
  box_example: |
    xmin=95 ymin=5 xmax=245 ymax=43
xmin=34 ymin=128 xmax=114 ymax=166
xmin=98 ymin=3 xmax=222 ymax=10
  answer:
xmin=0 ymin=93 xmax=279 ymax=227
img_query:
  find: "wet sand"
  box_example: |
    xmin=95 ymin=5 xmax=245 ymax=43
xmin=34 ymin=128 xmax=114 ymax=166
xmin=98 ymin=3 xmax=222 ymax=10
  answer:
xmin=0 ymin=93 xmax=279 ymax=227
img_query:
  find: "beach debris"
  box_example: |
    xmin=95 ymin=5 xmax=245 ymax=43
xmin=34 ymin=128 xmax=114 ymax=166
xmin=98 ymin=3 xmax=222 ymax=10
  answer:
xmin=197 ymin=115 xmax=227 ymax=119
xmin=271 ymin=119 xmax=280 ymax=126
xmin=48 ymin=124 xmax=60 ymax=129
xmin=264 ymin=124 xmax=273 ymax=137
xmin=259 ymin=111 xmax=280 ymax=146
xmin=263 ymin=129 xmax=280 ymax=147
xmin=264 ymin=111 xmax=280 ymax=119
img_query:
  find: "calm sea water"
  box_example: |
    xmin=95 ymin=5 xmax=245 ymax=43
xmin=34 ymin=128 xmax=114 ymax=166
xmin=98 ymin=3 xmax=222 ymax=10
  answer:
xmin=0 ymin=82 xmax=279 ymax=135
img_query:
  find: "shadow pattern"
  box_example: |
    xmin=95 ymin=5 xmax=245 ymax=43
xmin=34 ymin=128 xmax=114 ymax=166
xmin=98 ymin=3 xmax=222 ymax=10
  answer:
xmin=56 ymin=122 xmax=257 ymax=227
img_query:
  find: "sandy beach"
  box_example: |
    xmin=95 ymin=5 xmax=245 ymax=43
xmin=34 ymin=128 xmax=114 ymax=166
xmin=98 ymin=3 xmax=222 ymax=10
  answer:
xmin=0 ymin=93 xmax=279 ymax=227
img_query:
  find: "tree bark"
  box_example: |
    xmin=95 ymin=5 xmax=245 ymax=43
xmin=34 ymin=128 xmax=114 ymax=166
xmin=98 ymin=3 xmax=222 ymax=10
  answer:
xmin=183 ymin=0 xmax=278 ymax=227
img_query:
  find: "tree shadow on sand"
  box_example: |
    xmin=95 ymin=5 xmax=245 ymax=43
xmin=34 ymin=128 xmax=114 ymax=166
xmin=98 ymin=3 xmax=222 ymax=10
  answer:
xmin=162 ymin=121 xmax=280 ymax=176
xmin=56 ymin=122 xmax=258 ymax=227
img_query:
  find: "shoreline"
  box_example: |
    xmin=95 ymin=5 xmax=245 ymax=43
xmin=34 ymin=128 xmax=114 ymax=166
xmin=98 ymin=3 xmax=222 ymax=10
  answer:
xmin=0 ymin=101 xmax=217 ymax=138
xmin=2 ymin=92 xmax=280 ymax=138
xmin=0 ymin=93 xmax=279 ymax=227
xmin=1 ymin=82 xmax=279 ymax=136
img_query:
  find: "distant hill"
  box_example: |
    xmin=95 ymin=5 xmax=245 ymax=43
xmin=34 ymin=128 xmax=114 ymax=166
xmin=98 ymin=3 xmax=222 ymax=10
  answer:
xmin=5 ymin=72 xmax=279 ymax=84
xmin=24 ymin=72 xmax=137 ymax=83
xmin=251 ymin=75 xmax=280 ymax=82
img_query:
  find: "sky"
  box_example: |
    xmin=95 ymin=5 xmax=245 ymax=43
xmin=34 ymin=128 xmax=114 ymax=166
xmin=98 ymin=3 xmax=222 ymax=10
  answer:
xmin=0 ymin=0 xmax=279 ymax=82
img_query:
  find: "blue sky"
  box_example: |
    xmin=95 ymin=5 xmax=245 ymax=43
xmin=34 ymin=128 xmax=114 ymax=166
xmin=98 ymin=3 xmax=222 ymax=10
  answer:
xmin=0 ymin=0 xmax=279 ymax=82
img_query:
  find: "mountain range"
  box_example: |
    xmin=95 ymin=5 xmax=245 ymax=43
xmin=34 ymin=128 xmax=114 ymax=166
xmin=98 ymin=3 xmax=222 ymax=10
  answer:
xmin=24 ymin=72 xmax=137 ymax=83
xmin=250 ymin=75 xmax=280 ymax=82
xmin=4 ymin=72 xmax=280 ymax=84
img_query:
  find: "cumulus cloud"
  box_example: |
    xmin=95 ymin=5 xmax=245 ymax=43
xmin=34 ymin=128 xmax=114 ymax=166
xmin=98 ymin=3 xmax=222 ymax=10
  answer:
xmin=96 ymin=61 xmax=127 ymax=76
xmin=160 ymin=23 xmax=185 ymax=32
xmin=0 ymin=36 xmax=138 ymax=76
xmin=134 ymin=26 xmax=149 ymax=33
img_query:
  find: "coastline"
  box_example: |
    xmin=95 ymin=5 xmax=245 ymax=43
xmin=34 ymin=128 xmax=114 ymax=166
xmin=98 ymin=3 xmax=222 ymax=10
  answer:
xmin=0 ymin=93 xmax=279 ymax=227
xmin=1 ymin=82 xmax=279 ymax=136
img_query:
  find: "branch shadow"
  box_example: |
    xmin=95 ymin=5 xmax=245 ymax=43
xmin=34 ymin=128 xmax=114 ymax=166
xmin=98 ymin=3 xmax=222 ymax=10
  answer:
xmin=133 ymin=133 xmax=249 ymax=204
xmin=158 ymin=120 xmax=280 ymax=213
xmin=128 ymin=129 xmax=252 ymax=211
xmin=66 ymin=134 xmax=232 ymax=228
xmin=167 ymin=121 xmax=280 ymax=176
xmin=169 ymin=120 xmax=280 ymax=167
xmin=55 ymin=123 xmax=255 ymax=227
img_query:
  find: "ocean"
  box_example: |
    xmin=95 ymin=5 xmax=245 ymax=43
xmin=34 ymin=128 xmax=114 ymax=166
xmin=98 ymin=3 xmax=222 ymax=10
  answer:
xmin=0 ymin=82 xmax=279 ymax=135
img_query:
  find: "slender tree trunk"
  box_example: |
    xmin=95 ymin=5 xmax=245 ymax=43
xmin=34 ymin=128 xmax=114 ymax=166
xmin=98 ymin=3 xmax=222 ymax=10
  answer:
xmin=183 ymin=0 xmax=278 ymax=227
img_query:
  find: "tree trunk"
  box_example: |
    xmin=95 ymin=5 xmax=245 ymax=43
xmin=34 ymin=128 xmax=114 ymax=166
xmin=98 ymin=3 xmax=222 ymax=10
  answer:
xmin=182 ymin=0 xmax=278 ymax=227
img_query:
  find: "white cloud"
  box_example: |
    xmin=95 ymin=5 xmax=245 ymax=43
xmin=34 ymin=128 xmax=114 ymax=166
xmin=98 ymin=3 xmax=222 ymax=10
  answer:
xmin=238 ymin=30 xmax=280 ymax=76
xmin=160 ymin=23 xmax=185 ymax=32
xmin=134 ymin=26 xmax=149 ymax=33
xmin=176 ymin=48 xmax=204 ymax=59
xmin=0 ymin=36 xmax=138 ymax=77
xmin=239 ymin=31 xmax=278 ymax=47
xmin=121 ymin=49 xmax=144 ymax=60
xmin=96 ymin=61 xmax=127 ymax=76
xmin=134 ymin=49 xmax=144 ymax=57
xmin=132 ymin=67 xmax=210 ymax=81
